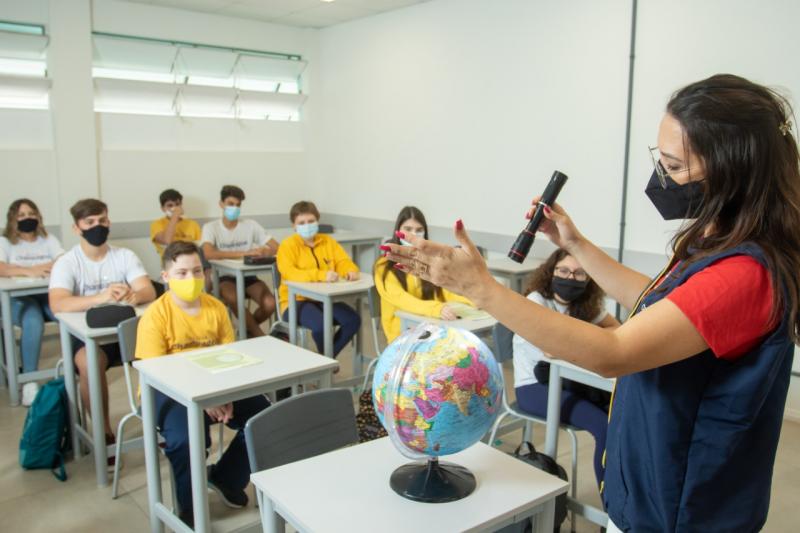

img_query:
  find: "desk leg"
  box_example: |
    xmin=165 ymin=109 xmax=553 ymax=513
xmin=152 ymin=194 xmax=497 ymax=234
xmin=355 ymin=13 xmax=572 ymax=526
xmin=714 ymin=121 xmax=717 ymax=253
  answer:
xmin=544 ymin=364 xmax=562 ymax=459
xmin=59 ymin=323 xmax=82 ymax=459
xmin=188 ymin=402 xmax=211 ymax=533
xmin=270 ymin=266 xmax=281 ymax=322
xmin=323 ymin=296 xmax=333 ymax=358
xmin=141 ymin=380 xmax=165 ymax=533
xmin=288 ymin=289 xmax=297 ymax=346
xmin=533 ymin=499 xmax=556 ymax=533
xmin=259 ymin=492 xmax=284 ymax=533
xmin=320 ymin=370 xmax=333 ymax=389
xmin=86 ymin=340 xmax=109 ymax=486
xmin=211 ymin=268 xmax=220 ymax=298
xmin=1 ymin=292 xmax=17 ymax=404
xmin=236 ymin=271 xmax=247 ymax=340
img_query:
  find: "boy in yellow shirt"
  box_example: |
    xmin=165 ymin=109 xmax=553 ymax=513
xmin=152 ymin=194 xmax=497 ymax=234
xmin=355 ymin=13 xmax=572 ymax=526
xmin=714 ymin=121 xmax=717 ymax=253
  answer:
xmin=277 ymin=201 xmax=361 ymax=357
xmin=135 ymin=241 xmax=269 ymax=528
xmin=375 ymin=206 xmax=474 ymax=342
xmin=150 ymin=189 xmax=202 ymax=255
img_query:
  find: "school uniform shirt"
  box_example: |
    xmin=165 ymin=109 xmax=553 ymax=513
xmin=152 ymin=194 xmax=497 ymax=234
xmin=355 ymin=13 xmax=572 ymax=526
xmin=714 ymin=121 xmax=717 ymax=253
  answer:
xmin=277 ymin=233 xmax=359 ymax=312
xmin=0 ymin=234 xmax=64 ymax=267
xmin=374 ymin=257 xmax=474 ymax=342
xmin=512 ymin=290 xmax=607 ymax=388
xmin=149 ymin=217 xmax=202 ymax=256
xmin=49 ymin=245 xmax=148 ymax=296
xmin=200 ymin=219 xmax=273 ymax=253
xmin=135 ymin=292 xmax=234 ymax=360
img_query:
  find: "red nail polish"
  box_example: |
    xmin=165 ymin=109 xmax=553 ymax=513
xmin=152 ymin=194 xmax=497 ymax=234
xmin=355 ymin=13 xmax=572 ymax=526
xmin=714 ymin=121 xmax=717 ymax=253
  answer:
xmin=393 ymin=264 xmax=406 ymax=271
xmin=395 ymin=231 xmax=405 ymax=239
xmin=379 ymin=244 xmax=391 ymax=251
xmin=544 ymin=206 xmax=552 ymax=214
xmin=455 ymin=219 xmax=464 ymax=230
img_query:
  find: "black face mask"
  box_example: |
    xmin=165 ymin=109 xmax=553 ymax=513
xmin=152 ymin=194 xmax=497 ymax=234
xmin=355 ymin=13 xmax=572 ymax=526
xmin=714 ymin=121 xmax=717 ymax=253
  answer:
xmin=551 ymin=277 xmax=589 ymax=303
xmin=17 ymin=218 xmax=39 ymax=233
xmin=81 ymin=225 xmax=110 ymax=247
xmin=645 ymin=169 xmax=705 ymax=220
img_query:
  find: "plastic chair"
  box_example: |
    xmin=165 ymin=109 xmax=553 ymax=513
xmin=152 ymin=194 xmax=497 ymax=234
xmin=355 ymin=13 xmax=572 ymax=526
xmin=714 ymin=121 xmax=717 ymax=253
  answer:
xmin=487 ymin=322 xmax=579 ymax=533
xmin=244 ymin=388 xmax=358 ymax=473
xmin=111 ymin=316 xmax=224 ymax=499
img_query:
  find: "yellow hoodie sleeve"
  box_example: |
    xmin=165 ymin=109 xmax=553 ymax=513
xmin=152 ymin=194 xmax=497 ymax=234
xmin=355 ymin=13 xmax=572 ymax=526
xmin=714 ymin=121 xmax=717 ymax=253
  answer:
xmin=442 ymin=288 xmax=474 ymax=307
xmin=375 ymin=260 xmax=444 ymax=318
xmin=277 ymin=237 xmax=328 ymax=282
xmin=331 ymin=238 xmax=359 ymax=277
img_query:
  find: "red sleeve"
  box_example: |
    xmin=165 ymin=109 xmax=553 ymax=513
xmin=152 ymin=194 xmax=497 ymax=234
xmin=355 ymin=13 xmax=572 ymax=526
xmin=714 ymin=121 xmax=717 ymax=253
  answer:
xmin=666 ymin=255 xmax=775 ymax=360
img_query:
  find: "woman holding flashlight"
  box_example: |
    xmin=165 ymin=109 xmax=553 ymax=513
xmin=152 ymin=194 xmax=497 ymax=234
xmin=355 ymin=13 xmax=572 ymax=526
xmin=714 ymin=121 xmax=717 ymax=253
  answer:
xmin=381 ymin=74 xmax=800 ymax=532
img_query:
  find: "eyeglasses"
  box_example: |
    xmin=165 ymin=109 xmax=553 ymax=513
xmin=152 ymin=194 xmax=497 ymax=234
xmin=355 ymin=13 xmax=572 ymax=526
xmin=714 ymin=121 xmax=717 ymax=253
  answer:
xmin=648 ymin=146 xmax=692 ymax=189
xmin=554 ymin=266 xmax=588 ymax=282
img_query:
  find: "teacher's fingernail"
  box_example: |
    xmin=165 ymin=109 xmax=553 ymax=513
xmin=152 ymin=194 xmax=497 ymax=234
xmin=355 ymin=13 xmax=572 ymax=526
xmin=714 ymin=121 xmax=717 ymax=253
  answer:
xmin=379 ymin=244 xmax=391 ymax=251
xmin=395 ymin=231 xmax=405 ymax=239
xmin=455 ymin=219 xmax=464 ymax=230
xmin=544 ymin=206 xmax=552 ymax=214
xmin=393 ymin=264 xmax=407 ymax=271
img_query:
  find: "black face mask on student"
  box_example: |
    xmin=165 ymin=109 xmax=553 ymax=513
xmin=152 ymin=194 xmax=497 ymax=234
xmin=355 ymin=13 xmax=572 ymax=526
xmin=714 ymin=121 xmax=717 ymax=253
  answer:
xmin=644 ymin=170 xmax=705 ymax=220
xmin=17 ymin=218 xmax=39 ymax=233
xmin=551 ymin=277 xmax=589 ymax=303
xmin=82 ymin=225 xmax=110 ymax=247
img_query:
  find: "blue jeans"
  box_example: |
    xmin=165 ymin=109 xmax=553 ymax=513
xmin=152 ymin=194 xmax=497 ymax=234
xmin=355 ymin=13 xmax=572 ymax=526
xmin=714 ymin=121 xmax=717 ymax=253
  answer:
xmin=282 ymin=301 xmax=361 ymax=357
xmin=11 ymin=294 xmax=55 ymax=373
xmin=515 ymin=383 xmax=608 ymax=488
xmin=155 ymin=390 xmax=271 ymax=515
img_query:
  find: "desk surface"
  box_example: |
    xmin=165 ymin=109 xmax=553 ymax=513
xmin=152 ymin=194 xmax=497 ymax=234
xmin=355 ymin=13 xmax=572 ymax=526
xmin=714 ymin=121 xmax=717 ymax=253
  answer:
xmin=252 ymin=438 xmax=568 ymax=533
xmin=208 ymin=258 xmax=276 ymax=272
xmin=542 ymin=356 xmax=615 ymax=392
xmin=485 ymin=257 xmax=543 ymax=274
xmin=286 ymin=277 xmax=375 ymax=297
xmin=396 ymin=310 xmax=497 ymax=332
xmin=55 ymin=306 xmax=147 ymax=339
xmin=0 ymin=276 xmax=50 ymax=291
xmin=133 ymin=336 xmax=338 ymax=403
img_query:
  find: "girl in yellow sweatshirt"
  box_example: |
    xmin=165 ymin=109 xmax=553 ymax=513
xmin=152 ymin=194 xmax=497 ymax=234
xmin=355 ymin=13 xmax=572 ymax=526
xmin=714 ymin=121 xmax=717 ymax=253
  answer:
xmin=374 ymin=206 xmax=474 ymax=342
xmin=277 ymin=201 xmax=361 ymax=357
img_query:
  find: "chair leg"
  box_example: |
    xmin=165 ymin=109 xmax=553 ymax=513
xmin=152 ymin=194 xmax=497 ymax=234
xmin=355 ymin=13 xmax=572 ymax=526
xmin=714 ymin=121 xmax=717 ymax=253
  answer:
xmin=487 ymin=410 xmax=510 ymax=446
xmin=111 ymin=412 xmax=136 ymax=499
xmin=567 ymin=429 xmax=579 ymax=533
xmin=522 ymin=420 xmax=533 ymax=442
xmin=217 ymin=422 xmax=224 ymax=462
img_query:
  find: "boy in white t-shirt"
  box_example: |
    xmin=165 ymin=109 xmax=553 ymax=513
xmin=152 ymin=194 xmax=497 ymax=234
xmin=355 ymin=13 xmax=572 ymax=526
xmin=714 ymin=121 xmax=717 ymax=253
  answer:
xmin=201 ymin=185 xmax=279 ymax=337
xmin=49 ymin=198 xmax=156 ymax=457
xmin=0 ymin=198 xmax=65 ymax=405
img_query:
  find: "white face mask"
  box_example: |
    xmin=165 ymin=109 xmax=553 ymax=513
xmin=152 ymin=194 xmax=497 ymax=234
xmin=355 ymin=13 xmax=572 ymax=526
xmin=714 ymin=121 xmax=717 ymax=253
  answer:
xmin=165 ymin=209 xmax=174 ymax=218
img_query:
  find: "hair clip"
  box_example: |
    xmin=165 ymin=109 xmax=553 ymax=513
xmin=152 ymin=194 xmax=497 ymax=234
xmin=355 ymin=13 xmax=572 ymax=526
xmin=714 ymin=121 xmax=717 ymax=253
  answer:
xmin=779 ymin=119 xmax=793 ymax=137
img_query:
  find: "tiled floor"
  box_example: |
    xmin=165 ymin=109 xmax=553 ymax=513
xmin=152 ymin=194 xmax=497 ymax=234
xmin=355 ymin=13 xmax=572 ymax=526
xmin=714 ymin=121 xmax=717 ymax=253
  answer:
xmin=0 ymin=315 xmax=797 ymax=532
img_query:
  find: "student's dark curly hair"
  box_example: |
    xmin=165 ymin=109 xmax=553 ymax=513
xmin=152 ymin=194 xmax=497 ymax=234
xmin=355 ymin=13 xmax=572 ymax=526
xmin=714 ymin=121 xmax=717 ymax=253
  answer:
xmin=522 ymin=249 xmax=606 ymax=322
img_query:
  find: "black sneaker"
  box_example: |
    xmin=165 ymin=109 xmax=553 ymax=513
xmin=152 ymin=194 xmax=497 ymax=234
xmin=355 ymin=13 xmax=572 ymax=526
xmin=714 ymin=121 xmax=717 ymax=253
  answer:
xmin=207 ymin=465 xmax=248 ymax=508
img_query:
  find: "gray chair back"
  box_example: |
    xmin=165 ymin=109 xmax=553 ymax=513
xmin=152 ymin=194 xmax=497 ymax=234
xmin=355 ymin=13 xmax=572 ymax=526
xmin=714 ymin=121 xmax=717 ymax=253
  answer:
xmin=244 ymin=388 xmax=358 ymax=472
xmin=117 ymin=315 xmax=141 ymax=365
xmin=491 ymin=322 xmax=514 ymax=364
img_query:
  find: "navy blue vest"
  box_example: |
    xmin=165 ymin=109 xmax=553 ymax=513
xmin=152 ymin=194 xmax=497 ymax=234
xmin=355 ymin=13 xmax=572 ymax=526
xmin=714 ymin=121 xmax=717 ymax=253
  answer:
xmin=603 ymin=243 xmax=794 ymax=532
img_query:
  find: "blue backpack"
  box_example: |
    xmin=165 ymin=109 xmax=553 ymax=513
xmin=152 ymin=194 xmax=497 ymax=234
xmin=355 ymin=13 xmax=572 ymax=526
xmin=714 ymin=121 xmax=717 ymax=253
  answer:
xmin=19 ymin=377 xmax=70 ymax=481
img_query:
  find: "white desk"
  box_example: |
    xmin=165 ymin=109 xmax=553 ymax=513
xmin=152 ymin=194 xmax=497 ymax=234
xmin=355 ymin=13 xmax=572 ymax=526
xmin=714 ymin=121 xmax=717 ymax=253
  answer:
xmin=286 ymin=278 xmax=376 ymax=373
xmin=486 ymin=257 xmax=543 ymax=294
xmin=134 ymin=336 xmax=338 ymax=533
xmin=396 ymin=310 xmax=498 ymax=337
xmin=209 ymin=259 xmax=280 ymax=340
xmin=251 ymin=437 xmax=568 ymax=533
xmin=0 ymin=277 xmax=52 ymax=405
xmin=56 ymin=308 xmax=147 ymax=487
xmin=543 ymin=357 xmax=614 ymax=527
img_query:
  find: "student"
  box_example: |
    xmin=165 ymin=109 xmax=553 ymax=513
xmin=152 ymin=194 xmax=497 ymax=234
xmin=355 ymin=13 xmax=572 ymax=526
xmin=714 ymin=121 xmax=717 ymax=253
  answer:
xmin=277 ymin=201 xmax=361 ymax=357
xmin=49 ymin=198 xmax=156 ymax=459
xmin=0 ymin=198 xmax=64 ymax=405
xmin=150 ymin=189 xmax=202 ymax=256
xmin=374 ymin=206 xmax=474 ymax=342
xmin=512 ymin=249 xmax=619 ymax=488
xmin=136 ymin=241 xmax=269 ymax=528
xmin=201 ymin=185 xmax=278 ymax=337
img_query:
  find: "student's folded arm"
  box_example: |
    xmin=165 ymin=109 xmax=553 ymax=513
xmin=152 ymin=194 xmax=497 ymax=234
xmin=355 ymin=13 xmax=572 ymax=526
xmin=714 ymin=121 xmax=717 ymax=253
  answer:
xmin=375 ymin=269 xmax=444 ymax=318
xmin=332 ymin=241 xmax=359 ymax=276
xmin=202 ymin=242 xmax=243 ymax=260
xmin=48 ymin=288 xmax=105 ymax=313
xmin=0 ymin=261 xmax=33 ymax=277
xmin=442 ymin=288 xmax=475 ymax=307
xmin=277 ymin=246 xmax=326 ymax=282
xmin=130 ymin=275 xmax=157 ymax=304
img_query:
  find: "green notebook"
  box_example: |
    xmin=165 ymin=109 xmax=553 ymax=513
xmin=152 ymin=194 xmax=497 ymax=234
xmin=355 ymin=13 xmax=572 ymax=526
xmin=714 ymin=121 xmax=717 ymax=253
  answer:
xmin=448 ymin=302 xmax=492 ymax=321
xmin=184 ymin=349 xmax=262 ymax=374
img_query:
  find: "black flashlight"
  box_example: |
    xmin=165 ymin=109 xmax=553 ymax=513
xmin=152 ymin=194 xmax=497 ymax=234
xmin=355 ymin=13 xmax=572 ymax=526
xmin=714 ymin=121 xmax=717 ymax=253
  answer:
xmin=508 ymin=170 xmax=569 ymax=263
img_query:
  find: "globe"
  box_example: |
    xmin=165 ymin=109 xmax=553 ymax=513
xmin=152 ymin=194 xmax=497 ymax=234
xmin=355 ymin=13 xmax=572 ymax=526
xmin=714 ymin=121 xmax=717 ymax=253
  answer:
xmin=372 ymin=323 xmax=504 ymax=502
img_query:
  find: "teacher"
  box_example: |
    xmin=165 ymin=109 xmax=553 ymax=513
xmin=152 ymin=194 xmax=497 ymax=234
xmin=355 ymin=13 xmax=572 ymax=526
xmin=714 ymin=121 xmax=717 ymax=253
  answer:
xmin=382 ymin=74 xmax=799 ymax=532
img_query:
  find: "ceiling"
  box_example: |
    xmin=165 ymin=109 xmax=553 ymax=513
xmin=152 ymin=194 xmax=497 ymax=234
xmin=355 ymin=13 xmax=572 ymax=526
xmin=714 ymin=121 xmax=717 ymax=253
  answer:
xmin=122 ymin=0 xmax=430 ymax=29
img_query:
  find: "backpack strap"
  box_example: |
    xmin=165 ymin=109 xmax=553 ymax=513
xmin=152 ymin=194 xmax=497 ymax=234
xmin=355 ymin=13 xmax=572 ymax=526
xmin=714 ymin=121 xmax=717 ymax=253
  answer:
xmin=52 ymin=451 xmax=67 ymax=482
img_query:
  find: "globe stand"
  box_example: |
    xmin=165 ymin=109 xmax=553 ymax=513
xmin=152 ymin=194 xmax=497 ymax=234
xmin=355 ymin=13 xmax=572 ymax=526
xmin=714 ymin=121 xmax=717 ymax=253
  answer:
xmin=390 ymin=457 xmax=476 ymax=503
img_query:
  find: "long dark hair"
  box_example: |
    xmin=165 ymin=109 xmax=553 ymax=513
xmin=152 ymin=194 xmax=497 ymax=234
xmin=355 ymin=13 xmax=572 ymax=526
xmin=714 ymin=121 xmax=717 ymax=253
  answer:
xmin=665 ymin=74 xmax=800 ymax=341
xmin=4 ymin=198 xmax=48 ymax=244
xmin=380 ymin=206 xmax=444 ymax=301
xmin=522 ymin=249 xmax=605 ymax=323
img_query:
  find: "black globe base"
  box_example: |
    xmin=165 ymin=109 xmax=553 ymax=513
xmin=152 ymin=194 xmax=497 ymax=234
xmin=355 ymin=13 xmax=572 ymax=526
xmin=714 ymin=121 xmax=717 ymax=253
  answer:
xmin=390 ymin=458 xmax=476 ymax=503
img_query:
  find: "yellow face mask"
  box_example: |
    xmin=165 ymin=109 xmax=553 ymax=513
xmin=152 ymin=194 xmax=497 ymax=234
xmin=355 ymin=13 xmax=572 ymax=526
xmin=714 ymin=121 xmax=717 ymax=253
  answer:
xmin=168 ymin=277 xmax=204 ymax=302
